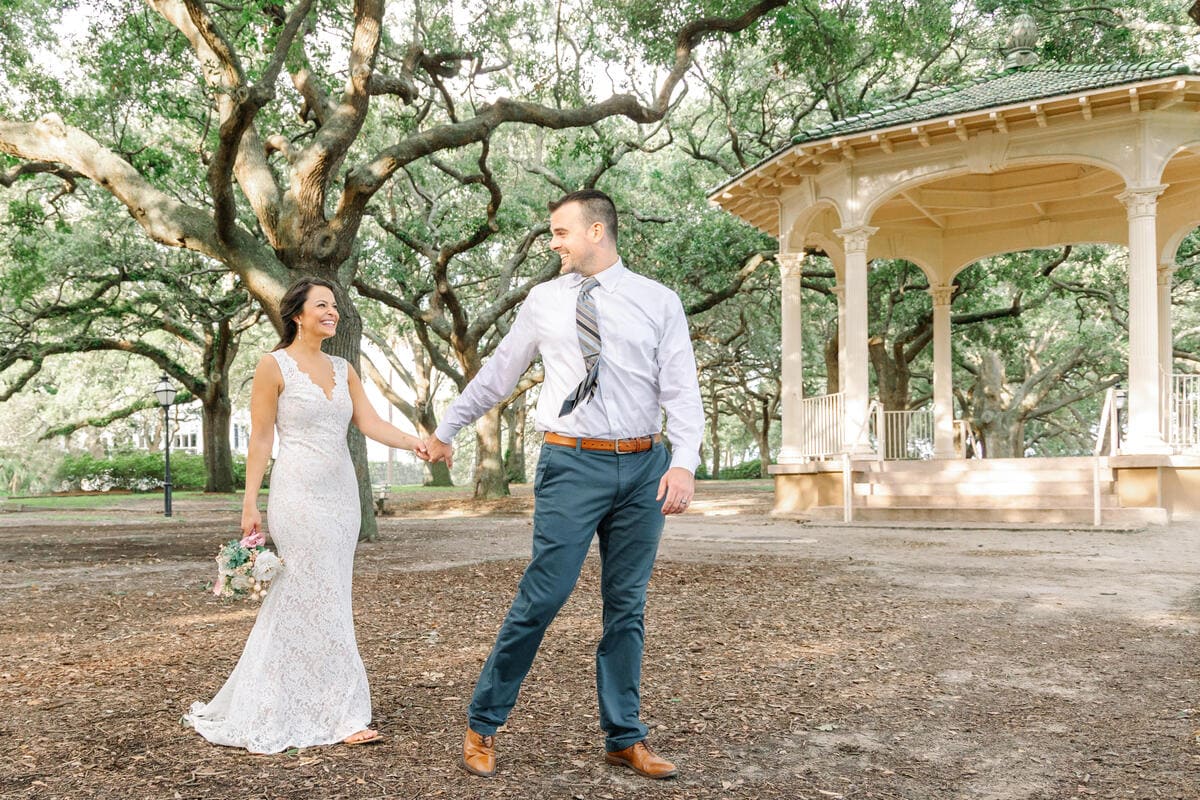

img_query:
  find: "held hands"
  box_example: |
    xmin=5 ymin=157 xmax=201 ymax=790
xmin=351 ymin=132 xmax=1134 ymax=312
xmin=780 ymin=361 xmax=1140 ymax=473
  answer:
xmin=657 ymin=466 xmax=695 ymax=515
xmin=411 ymin=435 xmax=430 ymax=461
xmin=424 ymin=435 xmax=454 ymax=468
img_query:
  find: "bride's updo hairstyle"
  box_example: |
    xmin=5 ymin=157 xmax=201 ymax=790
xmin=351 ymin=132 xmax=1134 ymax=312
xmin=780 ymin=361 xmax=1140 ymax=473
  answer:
xmin=273 ymin=277 xmax=338 ymax=351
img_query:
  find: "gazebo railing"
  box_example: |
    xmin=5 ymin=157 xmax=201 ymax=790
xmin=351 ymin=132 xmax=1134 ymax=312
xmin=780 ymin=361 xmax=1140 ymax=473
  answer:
xmin=881 ymin=408 xmax=934 ymax=460
xmin=1165 ymin=373 xmax=1200 ymax=451
xmin=796 ymin=392 xmax=845 ymax=459
xmin=794 ymin=397 xmax=960 ymax=462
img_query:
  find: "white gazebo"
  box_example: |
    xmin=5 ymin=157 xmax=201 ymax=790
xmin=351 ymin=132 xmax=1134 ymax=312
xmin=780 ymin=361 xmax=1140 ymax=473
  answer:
xmin=710 ymin=18 xmax=1200 ymax=524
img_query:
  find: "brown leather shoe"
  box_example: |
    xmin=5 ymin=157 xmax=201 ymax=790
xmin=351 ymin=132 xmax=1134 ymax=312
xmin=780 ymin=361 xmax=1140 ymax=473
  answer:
xmin=462 ymin=728 xmax=496 ymax=777
xmin=605 ymin=740 xmax=677 ymax=779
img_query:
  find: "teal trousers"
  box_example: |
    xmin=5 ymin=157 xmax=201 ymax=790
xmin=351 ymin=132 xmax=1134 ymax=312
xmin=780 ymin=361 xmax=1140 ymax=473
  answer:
xmin=467 ymin=440 xmax=670 ymax=751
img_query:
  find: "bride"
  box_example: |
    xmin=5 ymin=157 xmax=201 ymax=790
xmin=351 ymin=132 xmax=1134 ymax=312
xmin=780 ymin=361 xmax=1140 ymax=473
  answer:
xmin=185 ymin=277 xmax=427 ymax=754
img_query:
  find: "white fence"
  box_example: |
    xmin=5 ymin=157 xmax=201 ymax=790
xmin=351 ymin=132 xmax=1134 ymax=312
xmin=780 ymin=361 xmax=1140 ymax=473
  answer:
xmin=797 ymin=393 xmax=845 ymax=459
xmin=1166 ymin=373 xmax=1200 ymax=451
xmin=795 ymin=396 xmax=947 ymax=461
xmin=881 ymin=409 xmax=934 ymax=460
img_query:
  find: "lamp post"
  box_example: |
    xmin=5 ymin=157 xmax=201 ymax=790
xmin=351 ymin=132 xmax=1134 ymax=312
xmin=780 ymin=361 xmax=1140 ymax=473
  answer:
xmin=153 ymin=374 xmax=177 ymax=517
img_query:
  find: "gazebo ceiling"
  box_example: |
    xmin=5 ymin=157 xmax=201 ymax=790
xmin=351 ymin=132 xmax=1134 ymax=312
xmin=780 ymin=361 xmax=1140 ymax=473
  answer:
xmin=876 ymin=151 xmax=1200 ymax=238
xmin=711 ymin=63 xmax=1200 ymax=237
xmin=872 ymin=162 xmax=1128 ymax=234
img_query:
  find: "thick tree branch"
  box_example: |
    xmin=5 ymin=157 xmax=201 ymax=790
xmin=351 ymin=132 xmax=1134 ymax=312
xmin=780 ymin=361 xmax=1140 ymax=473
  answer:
xmin=353 ymin=278 xmax=448 ymax=337
xmin=39 ymin=392 xmax=197 ymax=440
xmin=361 ymin=328 xmax=418 ymax=394
xmin=292 ymin=0 xmax=383 ymax=250
xmin=361 ymin=351 xmax=417 ymax=418
xmin=0 ymin=116 xmax=290 ymax=325
xmin=149 ymin=0 xmax=284 ymax=246
xmin=185 ymin=0 xmax=312 ymax=244
xmin=685 ymin=252 xmax=769 ymax=315
xmin=334 ymin=0 xmax=787 ymax=240
xmin=0 ymin=161 xmax=84 ymax=189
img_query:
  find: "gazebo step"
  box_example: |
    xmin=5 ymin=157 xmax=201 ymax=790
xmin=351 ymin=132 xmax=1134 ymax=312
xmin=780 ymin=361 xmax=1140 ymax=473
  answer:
xmin=854 ymin=480 xmax=1112 ymax=497
xmin=854 ymin=494 xmax=1120 ymax=509
xmin=805 ymin=505 xmax=1167 ymax=525
xmin=856 ymin=456 xmax=1104 ymax=472
xmin=855 ymin=464 xmax=1108 ymax=483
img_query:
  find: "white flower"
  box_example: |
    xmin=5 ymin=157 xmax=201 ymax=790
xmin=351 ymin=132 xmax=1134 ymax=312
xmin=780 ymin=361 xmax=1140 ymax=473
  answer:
xmin=251 ymin=550 xmax=282 ymax=582
xmin=230 ymin=573 xmax=253 ymax=592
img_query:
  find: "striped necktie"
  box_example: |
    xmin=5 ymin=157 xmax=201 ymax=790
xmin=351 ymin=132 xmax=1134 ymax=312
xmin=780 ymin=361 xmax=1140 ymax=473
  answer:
xmin=559 ymin=276 xmax=601 ymax=416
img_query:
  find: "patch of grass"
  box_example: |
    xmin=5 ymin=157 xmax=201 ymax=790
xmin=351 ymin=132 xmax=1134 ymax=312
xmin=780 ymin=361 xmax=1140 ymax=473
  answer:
xmin=3 ymin=485 xmax=470 ymax=512
xmin=3 ymin=491 xmax=227 ymax=510
xmin=384 ymin=484 xmax=466 ymax=495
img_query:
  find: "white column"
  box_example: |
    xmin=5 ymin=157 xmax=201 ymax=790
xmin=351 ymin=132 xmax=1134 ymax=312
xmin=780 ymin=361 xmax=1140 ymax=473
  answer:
xmin=1158 ymin=262 xmax=1175 ymax=380
xmin=1119 ymin=186 xmax=1170 ymax=453
xmin=777 ymin=253 xmax=806 ymax=464
xmin=1158 ymin=262 xmax=1176 ymax=446
xmin=832 ymin=285 xmax=846 ymax=394
xmin=835 ymin=225 xmax=877 ymax=453
xmin=929 ymin=284 xmax=956 ymax=459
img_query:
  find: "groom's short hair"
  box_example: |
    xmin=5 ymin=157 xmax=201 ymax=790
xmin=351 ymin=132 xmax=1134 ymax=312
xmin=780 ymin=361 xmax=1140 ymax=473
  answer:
xmin=549 ymin=189 xmax=618 ymax=243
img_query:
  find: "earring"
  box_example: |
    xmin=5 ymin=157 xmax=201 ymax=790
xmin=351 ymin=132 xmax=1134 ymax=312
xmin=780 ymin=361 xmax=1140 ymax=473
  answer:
xmin=297 ymin=325 xmax=304 ymax=343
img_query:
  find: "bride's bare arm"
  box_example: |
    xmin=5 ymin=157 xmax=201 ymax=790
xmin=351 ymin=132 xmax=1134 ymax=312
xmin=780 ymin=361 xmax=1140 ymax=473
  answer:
xmin=241 ymin=355 xmax=282 ymax=540
xmin=345 ymin=365 xmax=428 ymax=457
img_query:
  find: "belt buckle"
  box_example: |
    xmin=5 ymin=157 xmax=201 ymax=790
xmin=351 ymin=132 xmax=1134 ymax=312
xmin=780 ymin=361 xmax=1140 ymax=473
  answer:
xmin=613 ymin=437 xmax=622 ymax=454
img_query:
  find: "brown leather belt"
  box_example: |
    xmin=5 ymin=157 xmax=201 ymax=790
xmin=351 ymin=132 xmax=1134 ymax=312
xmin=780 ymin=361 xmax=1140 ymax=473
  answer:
xmin=544 ymin=431 xmax=661 ymax=453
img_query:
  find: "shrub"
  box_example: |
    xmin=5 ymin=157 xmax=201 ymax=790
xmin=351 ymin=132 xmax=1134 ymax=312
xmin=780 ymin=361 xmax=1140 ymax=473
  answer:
xmin=693 ymin=459 xmax=765 ymax=480
xmin=721 ymin=459 xmax=765 ymax=480
xmin=57 ymin=450 xmax=221 ymax=492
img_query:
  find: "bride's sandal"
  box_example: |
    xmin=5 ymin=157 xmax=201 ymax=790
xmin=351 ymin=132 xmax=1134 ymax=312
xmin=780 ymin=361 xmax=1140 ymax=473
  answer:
xmin=343 ymin=729 xmax=383 ymax=746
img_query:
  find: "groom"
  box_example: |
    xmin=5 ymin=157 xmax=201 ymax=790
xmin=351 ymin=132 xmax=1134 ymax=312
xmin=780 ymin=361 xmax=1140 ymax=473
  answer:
xmin=424 ymin=189 xmax=703 ymax=780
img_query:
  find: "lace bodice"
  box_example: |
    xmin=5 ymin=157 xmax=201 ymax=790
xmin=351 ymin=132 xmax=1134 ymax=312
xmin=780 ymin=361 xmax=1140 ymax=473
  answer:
xmin=271 ymin=348 xmax=353 ymax=448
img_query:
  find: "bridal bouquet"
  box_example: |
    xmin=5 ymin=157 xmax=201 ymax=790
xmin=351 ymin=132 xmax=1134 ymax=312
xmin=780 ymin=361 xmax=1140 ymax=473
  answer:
xmin=210 ymin=534 xmax=283 ymax=601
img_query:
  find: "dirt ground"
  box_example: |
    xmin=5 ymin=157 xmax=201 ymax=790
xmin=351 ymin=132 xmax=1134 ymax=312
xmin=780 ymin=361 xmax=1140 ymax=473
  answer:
xmin=0 ymin=481 xmax=1197 ymax=800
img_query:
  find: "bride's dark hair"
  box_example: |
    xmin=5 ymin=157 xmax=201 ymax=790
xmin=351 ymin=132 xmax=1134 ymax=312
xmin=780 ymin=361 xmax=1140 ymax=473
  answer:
xmin=273 ymin=277 xmax=338 ymax=351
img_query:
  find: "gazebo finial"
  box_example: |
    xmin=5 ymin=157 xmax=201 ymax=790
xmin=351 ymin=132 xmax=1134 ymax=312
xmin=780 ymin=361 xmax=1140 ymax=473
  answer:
xmin=1002 ymin=13 xmax=1040 ymax=69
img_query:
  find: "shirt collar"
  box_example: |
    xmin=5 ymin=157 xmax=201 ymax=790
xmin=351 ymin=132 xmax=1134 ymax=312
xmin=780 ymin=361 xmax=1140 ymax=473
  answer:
xmin=576 ymin=258 xmax=626 ymax=293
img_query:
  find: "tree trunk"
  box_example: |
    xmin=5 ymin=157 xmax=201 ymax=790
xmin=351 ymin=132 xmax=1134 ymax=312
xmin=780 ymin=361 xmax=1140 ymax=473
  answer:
xmin=758 ymin=397 xmax=771 ymax=477
xmin=414 ymin=402 xmax=452 ymax=487
xmin=474 ymin=406 xmax=509 ymax=498
xmin=504 ymin=393 xmax=527 ymax=483
xmin=967 ymin=351 xmax=1026 ymax=459
xmin=414 ymin=392 xmax=453 ymax=489
xmin=201 ymin=394 xmax=236 ymax=492
xmin=980 ymin=421 xmax=1025 ymax=458
xmin=824 ymin=323 xmax=840 ymax=395
xmin=869 ymin=335 xmax=911 ymax=411
xmin=321 ymin=285 xmax=378 ymax=541
xmin=424 ymin=456 xmax=453 ymax=487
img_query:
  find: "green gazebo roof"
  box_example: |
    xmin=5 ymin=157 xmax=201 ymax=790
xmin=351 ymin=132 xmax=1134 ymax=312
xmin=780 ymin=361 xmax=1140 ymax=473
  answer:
xmin=793 ymin=61 xmax=1195 ymax=145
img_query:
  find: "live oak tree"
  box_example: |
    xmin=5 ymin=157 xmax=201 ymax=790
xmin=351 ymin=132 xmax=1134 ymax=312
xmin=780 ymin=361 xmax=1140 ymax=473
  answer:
xmin=950 ymin=248 xmax=1127 ymax=458
xmin=0 ymin=0 xmax=785 ymax=536
xmin=0 ymin=209 xmax=260 ymax=490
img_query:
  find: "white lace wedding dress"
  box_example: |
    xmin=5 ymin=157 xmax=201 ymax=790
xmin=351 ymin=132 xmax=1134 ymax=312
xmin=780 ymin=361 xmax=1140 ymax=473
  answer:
xmin=184 ymin=349 xmax=370 ymax=753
